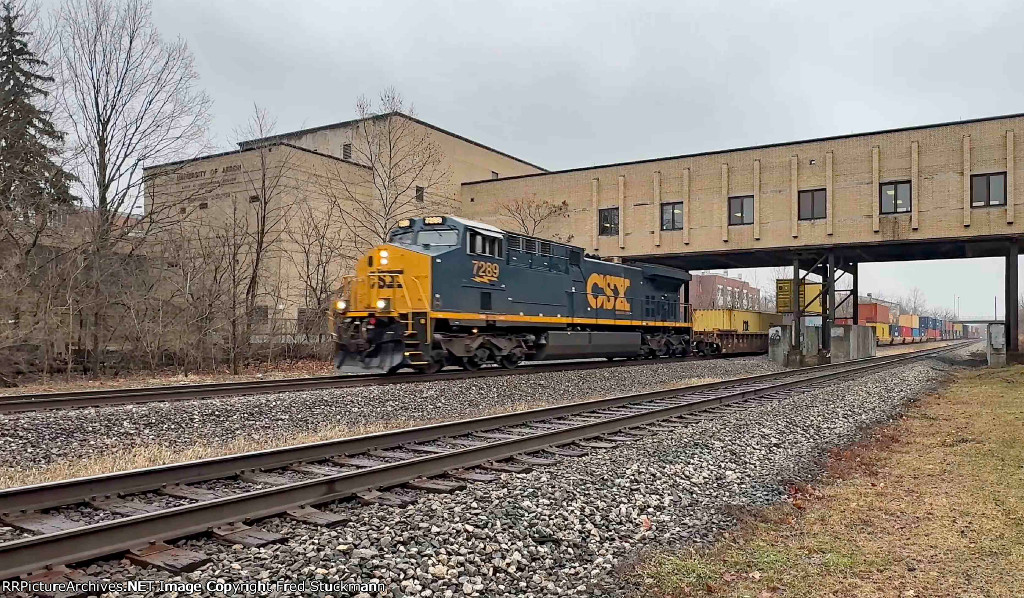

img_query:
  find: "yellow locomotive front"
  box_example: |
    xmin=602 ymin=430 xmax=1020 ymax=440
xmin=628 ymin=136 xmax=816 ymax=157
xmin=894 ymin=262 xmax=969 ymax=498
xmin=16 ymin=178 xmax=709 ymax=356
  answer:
xmin=332 ymin=222 xmax=436 ymax=374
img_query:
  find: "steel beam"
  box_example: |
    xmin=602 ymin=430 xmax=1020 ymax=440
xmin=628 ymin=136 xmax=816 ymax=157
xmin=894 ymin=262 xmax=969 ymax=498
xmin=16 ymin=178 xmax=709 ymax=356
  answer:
xmin=1008 ymin=243 xmax=1019 ymax=352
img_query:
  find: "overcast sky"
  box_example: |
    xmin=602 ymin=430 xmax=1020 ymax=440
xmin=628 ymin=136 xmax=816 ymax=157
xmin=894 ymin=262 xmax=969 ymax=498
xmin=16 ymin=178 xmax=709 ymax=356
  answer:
xmin=142 ymin=0 xmax=1022 ymax=318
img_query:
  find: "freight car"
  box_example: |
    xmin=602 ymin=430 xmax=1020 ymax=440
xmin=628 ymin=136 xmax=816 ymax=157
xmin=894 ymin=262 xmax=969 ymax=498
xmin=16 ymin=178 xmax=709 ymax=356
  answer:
xmin=332 ymin=216 xmax=699 ymax=374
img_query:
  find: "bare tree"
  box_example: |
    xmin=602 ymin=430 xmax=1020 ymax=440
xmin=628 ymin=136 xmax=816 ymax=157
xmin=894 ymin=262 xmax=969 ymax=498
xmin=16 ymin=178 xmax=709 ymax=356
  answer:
xmin=50 ymin=0 xmax=211 ymax=373
xmin=498 ymin=197 xmax=572 ymax=241
xmin=284 ymin=197 xmax=349 ymax=339
xmin=902 ymin=287 xmax=927 ymax=315
xmin=233 ymin=104 xmax=297 ymax=326
xmin=318 ymin=88 xmax=452 ymax=254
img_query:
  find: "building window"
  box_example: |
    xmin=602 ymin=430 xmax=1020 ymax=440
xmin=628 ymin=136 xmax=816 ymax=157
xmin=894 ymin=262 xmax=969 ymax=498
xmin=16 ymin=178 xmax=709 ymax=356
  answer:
xmin=971 ymin=172 xmax=1006 ymax=207
xmin=880 ymin=181 xmax=911 ymax=214
xmin=660 ymin=202 xmax=684 ymax=230
xmin=728 ymin=195 xmax=754 ymax=225
xmin=415 ymin=186 xmax=424 ymax=202
xmin=249 ymin=305 xmax=269 ymax=326
xmin=598 ymin=207 xmax=619 ymax=236
xmin=491 ymin=171 xmax=499 ymax=179
xmin=198 ymin=202 xmax=208 ymax=210
xmin=798 ymin=189 xmax=827 ymax=220
xmin=342 ymin=143 xmax=352 ymax=160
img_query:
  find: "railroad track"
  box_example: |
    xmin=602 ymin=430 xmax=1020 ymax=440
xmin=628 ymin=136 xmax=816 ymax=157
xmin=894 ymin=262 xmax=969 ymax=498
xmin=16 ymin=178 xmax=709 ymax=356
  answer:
xmin=0 ymin=341 xmax=970 ymax=583
xmin=0 ymin=352 xmax=763 ymax=415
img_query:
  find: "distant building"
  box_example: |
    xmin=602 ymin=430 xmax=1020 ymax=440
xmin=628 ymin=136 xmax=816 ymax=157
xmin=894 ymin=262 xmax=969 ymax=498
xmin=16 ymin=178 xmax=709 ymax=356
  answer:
xmin=691 ymin=273 xmax=761 ymax=310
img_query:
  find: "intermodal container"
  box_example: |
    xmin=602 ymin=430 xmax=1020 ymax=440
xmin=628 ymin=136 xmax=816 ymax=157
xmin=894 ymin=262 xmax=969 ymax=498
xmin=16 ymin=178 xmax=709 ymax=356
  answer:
xmin=890 ymin=324 xmax=900 ymax=337
xmin=857 ymin=303 xmax=891 ymax=325
xmin=900 ymin=326 xmax=912 ymax=337
xmin=836 ymin=318 xmax=853 ymax=325
xmin=692 ymin=309 xmax=783 ymax=333
xmin=872 ymin=322 xmax=890 ymax=341
xmin=913 ymin=328 xmax=922 ymax=338
xmin=898 ymin=314 xmax=920 ymax=329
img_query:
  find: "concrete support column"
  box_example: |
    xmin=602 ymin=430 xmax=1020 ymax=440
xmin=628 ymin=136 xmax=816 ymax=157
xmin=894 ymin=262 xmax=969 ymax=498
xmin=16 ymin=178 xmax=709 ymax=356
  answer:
xmin=851 ymin=262 xmax=859 ymax=325
xmin=1008 ymin=243 xmax=1019 ymax=353
xmin=824 ymin=253 xmax=836 ymax=354
xmin=591 ymin=178 xmax=599 ymax=250
xmin=792 ymin=259 xmax=802 ymax=354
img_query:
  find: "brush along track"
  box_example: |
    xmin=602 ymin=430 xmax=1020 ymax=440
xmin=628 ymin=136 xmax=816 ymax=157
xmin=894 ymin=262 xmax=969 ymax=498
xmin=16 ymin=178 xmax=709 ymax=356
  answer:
xmin=0 ymin=342 xmax=970 ymax=582
xmin=0 ymin=352 xmax=763 ymax=414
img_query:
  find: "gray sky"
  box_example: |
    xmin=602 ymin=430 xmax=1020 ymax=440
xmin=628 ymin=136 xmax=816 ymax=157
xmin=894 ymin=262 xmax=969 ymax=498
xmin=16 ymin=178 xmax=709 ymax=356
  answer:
xmin=146 ymin=0 xmax=1023 ymax=318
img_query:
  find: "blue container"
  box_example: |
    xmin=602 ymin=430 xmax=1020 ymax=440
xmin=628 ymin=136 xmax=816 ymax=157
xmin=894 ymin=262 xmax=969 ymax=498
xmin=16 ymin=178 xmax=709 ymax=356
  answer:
xmin=890 ymin=324 xmax=899 ymax=337
xmin=913 ymin=328 xmax=922 ymax=338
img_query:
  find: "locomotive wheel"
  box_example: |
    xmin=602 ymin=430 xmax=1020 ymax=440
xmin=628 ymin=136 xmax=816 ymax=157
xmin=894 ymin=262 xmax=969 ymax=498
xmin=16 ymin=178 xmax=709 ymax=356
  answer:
xmin=459 ymin=356 xmax=482 ymax=371
xmin=418 ymin=358 xmax=443 ymax=374
xmin=499 ymin=353 xmax=522 ymax=369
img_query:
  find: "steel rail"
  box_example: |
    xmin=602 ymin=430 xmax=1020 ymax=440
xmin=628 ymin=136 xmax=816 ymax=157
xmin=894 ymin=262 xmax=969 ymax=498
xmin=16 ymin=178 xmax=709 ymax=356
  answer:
xmin=0 ymin=341 xmax=969 ymax=580
xmin=0 ymin=342 xmax=964 ymax=514
xmin=0 ymin=352 xmax=763 ymax=414
xmin=0 ymin=342 xmax=970 ymax=514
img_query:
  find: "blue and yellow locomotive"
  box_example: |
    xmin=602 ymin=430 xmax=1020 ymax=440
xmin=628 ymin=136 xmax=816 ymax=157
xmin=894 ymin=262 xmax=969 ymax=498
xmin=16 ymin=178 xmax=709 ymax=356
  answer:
xmin=332 ymin=216 xmax=694 ymax=374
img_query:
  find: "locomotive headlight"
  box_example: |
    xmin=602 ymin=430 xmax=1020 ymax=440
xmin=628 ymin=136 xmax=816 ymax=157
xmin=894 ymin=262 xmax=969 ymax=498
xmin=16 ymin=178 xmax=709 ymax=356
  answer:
xmin=376 ymin=299 xmax=387 ymax=310
xmin=335 ymin=300 xmax=346 ymax=311
xmin=379 ymin=250 xmax=389 ymax=258
xmin=380 ymin=257 xmax=389 ymax=265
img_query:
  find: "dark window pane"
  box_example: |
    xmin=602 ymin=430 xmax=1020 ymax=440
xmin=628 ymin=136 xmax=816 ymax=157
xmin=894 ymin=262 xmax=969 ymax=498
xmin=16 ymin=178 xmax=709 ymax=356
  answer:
xmin=799 ymin=191 xmax=813 ymax=220
xmin=896 ymin=182 xmax=911 ymax=212
xmin=728 ymin=197 xmax=741 ymax=225
xmin=673 ymin=204 xmax=683 ymax=229
xmin=972 ymin=175 xmax=988 ymax=207
xmin=743 ymin=196 xmax=754 ymax=224
xmin=881 ymin=184 xmax=896 ymax=214
xmin=814 ymin=189 xmax=827 ymax=219
xmin=990 ymin=173 xmax=1006 ymax=206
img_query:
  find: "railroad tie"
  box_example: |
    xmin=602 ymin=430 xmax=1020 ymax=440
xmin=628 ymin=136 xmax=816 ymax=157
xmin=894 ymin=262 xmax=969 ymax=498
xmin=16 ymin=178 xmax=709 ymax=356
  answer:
xmin=355 ymin=490 xmax=417 ymax=507
xmin=288 ymin=463 xmax=346 ymax=476
xmin=238 ymin=470 xmax=293 ymax=486
xmin=0 ymin=511 xmax=85 ymax=534
xmin=20 ymin=565 xmax=96 ymax=598
xmin=544 ymin=445 xmax=588 ymax=457
xmin=368 ymin=448 xmax=423 ymax=460
xmin=331 ymin=455 xmax=387 ymax=468
xmin=447 ymin=469 xmax=499 ymax=483
xmin=211 ymin=522 xmax=287 ymax=548
xmin=405 ymin=478 xmax=468 ymax=494
xmin=576 ymin=439 xmax=619 ymax=449
xmin=285 ymin=505 xmax=348 ymax=527
xmin=126 ymin=542 xmax=211 ymax=573
xmin=159 ymin=484 xmax=227 ymax=502
xmin=88 ymin=496 xmax=162 ymax=517
xmin=480 ymin=461 xmax=532 ymax=474
xmin=513 ymin=453 xmax=559 ymax=467
xmin=402 ymin=442 xmax=452 ymax=454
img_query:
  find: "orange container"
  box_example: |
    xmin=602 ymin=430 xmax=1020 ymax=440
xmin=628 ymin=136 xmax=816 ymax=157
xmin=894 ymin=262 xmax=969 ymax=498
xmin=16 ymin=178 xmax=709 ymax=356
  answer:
xmin=857 ymin=303 xmax=890 ymax=324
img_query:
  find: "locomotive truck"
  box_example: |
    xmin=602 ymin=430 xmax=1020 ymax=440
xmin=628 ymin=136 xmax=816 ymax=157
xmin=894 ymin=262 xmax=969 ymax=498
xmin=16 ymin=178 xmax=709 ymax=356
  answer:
xmin=331 ymin=216 xmax=699 ymax=374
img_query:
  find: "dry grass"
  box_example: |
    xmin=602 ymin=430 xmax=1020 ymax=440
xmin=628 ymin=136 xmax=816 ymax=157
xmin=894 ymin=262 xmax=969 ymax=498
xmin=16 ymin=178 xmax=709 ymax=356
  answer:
xmin=638 ymin=364 xmax=1024 ymax=598
xmin=0 ymin=359 xmax=335 ymax=396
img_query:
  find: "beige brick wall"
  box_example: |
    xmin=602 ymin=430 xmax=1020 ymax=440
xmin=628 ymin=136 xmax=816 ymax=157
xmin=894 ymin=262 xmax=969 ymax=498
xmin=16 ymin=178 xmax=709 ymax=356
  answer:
xmin=460 ymin=115 xmax=1024 ymax=258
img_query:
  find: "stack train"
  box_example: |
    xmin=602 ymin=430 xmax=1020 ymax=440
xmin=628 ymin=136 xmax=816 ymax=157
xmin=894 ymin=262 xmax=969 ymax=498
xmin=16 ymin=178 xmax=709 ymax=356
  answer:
xmin=331 ymin=216 xmax=773 ymax=374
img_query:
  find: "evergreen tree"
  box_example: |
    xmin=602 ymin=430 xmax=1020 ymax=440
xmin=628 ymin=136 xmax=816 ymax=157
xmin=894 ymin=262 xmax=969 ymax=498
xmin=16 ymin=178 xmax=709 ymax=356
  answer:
xmin=0 ymin=0 xmax=74 ymax=230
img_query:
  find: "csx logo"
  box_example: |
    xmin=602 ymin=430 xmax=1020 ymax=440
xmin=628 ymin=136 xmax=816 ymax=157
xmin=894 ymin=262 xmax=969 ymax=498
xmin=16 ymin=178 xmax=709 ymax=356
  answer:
xmin=586 ymin=273 xmax=632 ymax=311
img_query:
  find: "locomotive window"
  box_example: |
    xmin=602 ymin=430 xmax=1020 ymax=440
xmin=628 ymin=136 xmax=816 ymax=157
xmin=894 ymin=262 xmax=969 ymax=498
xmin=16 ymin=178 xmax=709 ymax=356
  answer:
xmin=391 ymin=230 xmax=415 ymax=245
xmin=468 ymin=230 xmax=503 ymax=257
xmin=418 ymin=229 xmax=459 ymax=246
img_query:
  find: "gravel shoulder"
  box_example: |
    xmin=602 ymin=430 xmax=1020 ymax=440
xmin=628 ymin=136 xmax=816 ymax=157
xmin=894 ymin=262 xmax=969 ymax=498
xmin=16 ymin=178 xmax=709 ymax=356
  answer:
xmin=0 ymin=356 xmax=782 ymax=485
xmin=23 ymin=345 xmax=979 ymax=598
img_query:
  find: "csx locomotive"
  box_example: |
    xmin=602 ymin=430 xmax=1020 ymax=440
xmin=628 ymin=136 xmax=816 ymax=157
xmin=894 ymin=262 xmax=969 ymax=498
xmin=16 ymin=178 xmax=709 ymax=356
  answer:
xmin=332 ymin=216 xmax=696 ymax=374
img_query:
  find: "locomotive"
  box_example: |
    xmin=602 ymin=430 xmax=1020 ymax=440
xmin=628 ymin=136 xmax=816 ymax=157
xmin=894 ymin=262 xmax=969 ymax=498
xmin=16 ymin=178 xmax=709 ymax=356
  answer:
xmin=331 ymin=215 xmax=696 ymax=374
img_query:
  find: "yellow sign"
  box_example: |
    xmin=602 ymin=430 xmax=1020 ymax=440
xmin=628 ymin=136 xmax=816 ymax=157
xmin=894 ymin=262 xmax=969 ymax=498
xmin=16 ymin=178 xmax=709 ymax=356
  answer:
xmin=776 ymin=280 xmax=823 ymax=314
xmin=587 ymin=273 xmax=632 ymax=311
xmin=471 ymin=260 xmax=500 ymax=284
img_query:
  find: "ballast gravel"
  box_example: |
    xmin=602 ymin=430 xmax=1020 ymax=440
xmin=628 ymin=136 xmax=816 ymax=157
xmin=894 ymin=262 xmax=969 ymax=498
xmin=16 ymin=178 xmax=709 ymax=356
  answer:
xmin=45 ymin=347 xmax=975 ymax=598
xmin=0 ymin=357 xmax=783 ymax=472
